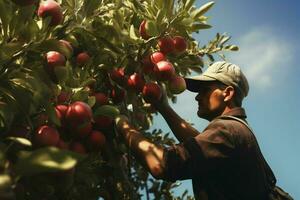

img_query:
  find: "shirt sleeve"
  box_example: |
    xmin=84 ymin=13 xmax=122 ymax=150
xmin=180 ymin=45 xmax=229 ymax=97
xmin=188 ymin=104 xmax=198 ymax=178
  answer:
xmin=162 ymin=120 xmax=236 ymax=182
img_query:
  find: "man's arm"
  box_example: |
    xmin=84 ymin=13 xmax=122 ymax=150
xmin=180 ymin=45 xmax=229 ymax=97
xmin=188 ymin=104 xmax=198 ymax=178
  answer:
xmin=153 ymin=90 xmax=200 ymax=142
xmin=115 ymin=116 xmax=165 ymax=179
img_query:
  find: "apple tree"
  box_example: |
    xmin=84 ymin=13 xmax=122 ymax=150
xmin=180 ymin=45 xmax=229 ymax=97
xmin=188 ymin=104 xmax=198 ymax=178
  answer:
xmin=0 ymin=0 xmax=238 ymax=199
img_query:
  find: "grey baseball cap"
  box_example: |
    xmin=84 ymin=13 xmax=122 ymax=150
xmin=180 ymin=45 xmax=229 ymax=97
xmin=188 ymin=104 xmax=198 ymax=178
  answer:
xmin=185 ymin=61 xmax=249 ymax=97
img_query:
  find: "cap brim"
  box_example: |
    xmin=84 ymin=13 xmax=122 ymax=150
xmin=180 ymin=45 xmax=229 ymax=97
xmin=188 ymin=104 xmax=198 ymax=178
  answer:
xmin=184 ymin=75 xmax=216 ymax=92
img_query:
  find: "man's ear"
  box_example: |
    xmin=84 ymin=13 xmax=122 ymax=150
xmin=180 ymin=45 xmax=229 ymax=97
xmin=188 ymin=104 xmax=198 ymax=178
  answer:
xmin=222 ymin=86 xmax=235 ymax=102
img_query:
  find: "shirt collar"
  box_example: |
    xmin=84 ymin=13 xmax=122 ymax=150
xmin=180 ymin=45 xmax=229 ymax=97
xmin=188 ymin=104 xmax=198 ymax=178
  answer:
xmin=222 ymin=107 xmax=247 ymax=119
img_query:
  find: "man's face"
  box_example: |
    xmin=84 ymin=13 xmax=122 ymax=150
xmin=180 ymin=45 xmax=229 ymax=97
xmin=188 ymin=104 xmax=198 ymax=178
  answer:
xmin=195 ymin=82 xmax=226 ymax=121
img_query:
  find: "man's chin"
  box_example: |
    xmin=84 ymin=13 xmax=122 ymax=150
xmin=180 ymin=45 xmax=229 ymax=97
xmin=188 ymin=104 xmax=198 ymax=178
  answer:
xmin=197 ymin=110 xmax=214 ymax=121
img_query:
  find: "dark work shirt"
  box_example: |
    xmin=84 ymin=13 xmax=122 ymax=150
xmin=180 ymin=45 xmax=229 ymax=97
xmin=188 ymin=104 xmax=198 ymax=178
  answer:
xmin=162 ymin=107 xmax=272 ymax=200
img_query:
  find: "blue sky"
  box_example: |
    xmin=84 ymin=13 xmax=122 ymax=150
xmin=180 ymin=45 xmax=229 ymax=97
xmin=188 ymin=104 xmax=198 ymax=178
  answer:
xmin=151 ymin=0 xmax=300 ymax=199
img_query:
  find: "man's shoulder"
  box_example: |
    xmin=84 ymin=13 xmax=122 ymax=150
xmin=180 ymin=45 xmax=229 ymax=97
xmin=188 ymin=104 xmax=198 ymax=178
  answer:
xmin=203 ymin=116 xmax=252 ymax=140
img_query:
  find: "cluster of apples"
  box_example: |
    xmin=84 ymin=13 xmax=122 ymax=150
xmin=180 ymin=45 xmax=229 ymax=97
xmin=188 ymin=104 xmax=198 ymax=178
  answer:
xmin=34 ymin=91 xmax=118 ymax=154
xmin=137 ymin=20 xmax=188 ymax=101
xmin=44 ymin=39 xmax=90 ymax=82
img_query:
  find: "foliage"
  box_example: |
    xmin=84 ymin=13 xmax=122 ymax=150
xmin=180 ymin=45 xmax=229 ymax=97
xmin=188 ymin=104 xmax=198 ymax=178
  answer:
xmin=0 ymin=0 xmax=237 ymax=199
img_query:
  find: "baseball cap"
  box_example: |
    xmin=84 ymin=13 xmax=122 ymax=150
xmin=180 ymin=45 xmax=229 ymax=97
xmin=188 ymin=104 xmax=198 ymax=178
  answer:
xmin=185 ymin=61 xmax=249 ymax=97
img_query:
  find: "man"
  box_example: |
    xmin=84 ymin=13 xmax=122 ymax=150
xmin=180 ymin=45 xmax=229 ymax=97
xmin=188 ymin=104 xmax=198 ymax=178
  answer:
xmin=115 ymin=61 xmax=275 ymax=200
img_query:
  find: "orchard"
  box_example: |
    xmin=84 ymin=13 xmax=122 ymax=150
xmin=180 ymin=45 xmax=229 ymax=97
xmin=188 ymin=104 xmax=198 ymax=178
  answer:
xmin=0 ymin=0 xmax=238 ymax=199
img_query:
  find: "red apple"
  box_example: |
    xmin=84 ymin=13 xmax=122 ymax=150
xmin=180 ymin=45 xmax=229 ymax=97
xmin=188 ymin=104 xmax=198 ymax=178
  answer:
xmin=46 ymin=51 xmax=66 ymax=71
xmin=158 ymin=37 xmax=175 ymax=54
xmin=35 ymin=125 xmax=60 ymax=147
xmin=110 ymin=68 xmax=126 ymax=86
xmin=139 ymin=20 xmax=150 ymax=40
xmin=94 ymin=116 xmax=113 ymax=129
xmin=127 ymin=73 xmax=145 ymax=92
xmin=142 ymin=83 xmax=162 ymax=103
xmin=38 ymin=0 xmax=63 ymax=26
xmin=55 ymin=104 xmax=68 ymax=124
xmin=173 ymin=36 xmax=187 ymax=53
xmin=111 ymin=88 xmax=126 ymax=104
xmin=87 ymin=130 xmax=106 ymax=151
xmin=150 ymin=51 xmax=166 ymax=64
xmin=168 ymin=75 xmax=186 ymax=94
xmin=65 ymin=101 xmax=93 ymax=124
xmin=93 ymin=93 xmax=109 ymax=106
xmin=12 ymin=0 xmax=36 ymax=6
xmin=76 ymin=52 xmax=90 ymax=65
xmin=154 ymin=61 xmax=175 ymax=81
xmin=57 ymin=91 xmax=70 ymax=104
xmin=69 ymin=142 xmax=86 ymax=154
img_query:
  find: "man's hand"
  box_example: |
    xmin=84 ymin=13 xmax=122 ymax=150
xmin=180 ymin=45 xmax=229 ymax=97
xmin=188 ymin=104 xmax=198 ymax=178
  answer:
xmin=150 ymin=84 xmax=170 ymax=112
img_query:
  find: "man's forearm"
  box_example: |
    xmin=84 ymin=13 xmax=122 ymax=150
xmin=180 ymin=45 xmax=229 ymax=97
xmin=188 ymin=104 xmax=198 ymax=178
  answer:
xmin=158 ymin=105 xmax=199 ymax=142
xmin=117 ymin=120 xmax=165 ymax=179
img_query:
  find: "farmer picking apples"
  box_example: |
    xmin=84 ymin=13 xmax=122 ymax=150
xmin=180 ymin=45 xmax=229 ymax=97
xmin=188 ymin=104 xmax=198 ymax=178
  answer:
xmin=1 ymin=1 xmax=283 ymax=200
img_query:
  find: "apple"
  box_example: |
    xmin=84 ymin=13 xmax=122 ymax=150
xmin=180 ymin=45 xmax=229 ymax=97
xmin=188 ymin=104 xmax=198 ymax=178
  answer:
xmin=158 ymin=37 xmax=175 ymax=54
xmin=69 ymin=142 xmax=86 ymax=154
xmin=45 ymin=51 xmax=66 ymax=72
xmin=173 ymin=36 xmax=187 ymax=53
xmin=35 ymin=125 xmax=60 ymax=147
xmin=93 ymin=92 xmax=109 ymax=106
xmin=12 ymin=0 xmax=36 ymax=6
xmin=94 ymin=115 xmax=113 ymax=130
xmin=168 ymin=75 xmax=186 ymax=94
xmin=76 ymin=52 xmax=90 ymax=65
xmin=110 ymin=68 xmax=126 ymax=86
xmin=87 ymin=130 xmax=106 ymax=151
xmin=65 ymin=101 xmax=93 ymax=124
xmin=56 ymin=91 xmax=70 ymax=104
xmin=127 ymin=73 xmax=145 ymax=92
xmin=142 ymin=83 xmax=162 ymax=103
xmin=55 ymin=104 xmax=68 ymax=124
xmin=38 ymin=0 xmax=63 ymax=26
xmin=154 ymin=61 xmax=175 ymax=81
xmin=139 ymin=20 xmax=150 ymax=40
xmin=111 ymin=88 xmax=126 ymax=104
xmin=150 ymin=52 xmax=166 ymax=64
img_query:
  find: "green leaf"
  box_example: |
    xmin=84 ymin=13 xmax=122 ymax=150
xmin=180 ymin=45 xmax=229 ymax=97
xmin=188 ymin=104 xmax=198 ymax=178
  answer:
xmin=219 ymin=35 xmax=231 ymax=46
xmin=223 ymin=45 xmax=239 ymax=51
xmin=191 ymin=23 xmax=212 ymax=31
xmin=184 ymin=0 xmax=196 ymax=11
xmin=87 ymin=96 xmax=96 ymax=108
xmin=0 ymin=0 xmax=13 ymax=38
xmin=145 ymin=20 xmax=159 ymax=37
xmin=129 ymin=25 xmax=139 ymax=40
xmin=192 ymin=1 xmax=215 ymax=19
xmin=54 ymin=66 xmax=68 ymax=83
xmin=15 ymin=147 xmax=85 ymax=176
xmin=5 ymin=137 xmax=32 ymax=147
xmin=83 ymin=0 xmax=101 ymax=17
xmin=94 ymin=105 xmax=120 ymax=118
xmin=45 ymin=103 xmax=61 ymax=127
